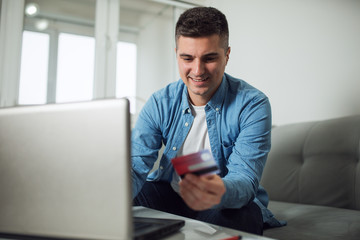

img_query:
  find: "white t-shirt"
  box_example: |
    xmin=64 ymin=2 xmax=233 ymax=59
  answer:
xmin=170 ymin=104 xmax=211 ymax=193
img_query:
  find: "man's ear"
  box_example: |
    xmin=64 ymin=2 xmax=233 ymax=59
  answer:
xmin=226 ymin=46 xmax=231 ymax=64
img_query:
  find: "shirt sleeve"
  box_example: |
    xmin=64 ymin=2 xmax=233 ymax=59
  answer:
xmin=131 ymin=95 xmax=163 ymax=198
xmin=219 ymin=94 xmax=272 ymax=208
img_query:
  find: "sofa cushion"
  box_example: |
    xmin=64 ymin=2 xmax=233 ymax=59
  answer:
xmin=260 ymin=115 xmax=360 ymax=210
xmin=264 ymin=201 xmax=360 ymax=240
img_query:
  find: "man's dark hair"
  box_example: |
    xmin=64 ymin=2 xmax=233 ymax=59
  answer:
xmin=175 ymin=7 xmax=229 ymax=51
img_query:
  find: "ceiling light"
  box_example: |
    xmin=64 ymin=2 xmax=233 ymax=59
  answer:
xmin=25 ymin=3 xmax=39 ymax=16
xmin=35 ymin=19 xmax=49 ymax=31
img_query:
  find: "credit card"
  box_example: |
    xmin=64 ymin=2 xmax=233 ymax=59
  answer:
xmin=171 ymin=149 xmax=220 ymax=178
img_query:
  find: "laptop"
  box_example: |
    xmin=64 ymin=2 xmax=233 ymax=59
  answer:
xmin=0 ymin=99 xmax=184 ymax=240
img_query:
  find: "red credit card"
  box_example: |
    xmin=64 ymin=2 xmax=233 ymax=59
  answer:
xmin=171 ymin=149 xmax=220 ymax=178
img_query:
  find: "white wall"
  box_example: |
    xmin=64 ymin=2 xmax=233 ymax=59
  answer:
xmin=212 ymin=0 xmax=360 ymax=125
xmin=136 ymin=6 xmax=177 ymax=111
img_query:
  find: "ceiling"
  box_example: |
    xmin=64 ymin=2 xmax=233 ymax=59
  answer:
xmin=22 ymin=0 xmax=199 ymax=32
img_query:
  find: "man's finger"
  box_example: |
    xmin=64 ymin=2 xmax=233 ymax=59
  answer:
xmin=180 ymin=176 xmax=222 ymax=208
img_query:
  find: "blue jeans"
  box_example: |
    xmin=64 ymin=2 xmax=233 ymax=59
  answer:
xmin=133 ymin=181 xmax=263 ymax=235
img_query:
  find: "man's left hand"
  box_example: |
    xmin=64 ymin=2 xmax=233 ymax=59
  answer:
xmin=179 ymin=173 xmax=226 ymax=211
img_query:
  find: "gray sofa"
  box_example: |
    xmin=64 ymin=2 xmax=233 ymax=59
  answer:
xmin=261 ymin=115 xmax=360 ymax=240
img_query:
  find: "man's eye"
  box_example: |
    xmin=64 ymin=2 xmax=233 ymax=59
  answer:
xmin=205 ymin=57 xmax=216 ymax=62
xmin=183 ymin=58 xmax=192 ymax=61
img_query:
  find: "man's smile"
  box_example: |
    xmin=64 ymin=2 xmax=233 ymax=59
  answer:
xmin=188 ymin=76 xmax=209 ymax=82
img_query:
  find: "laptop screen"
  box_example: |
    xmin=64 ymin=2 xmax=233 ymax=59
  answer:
xmin=0 ymin=99 xmax=132 ymax=240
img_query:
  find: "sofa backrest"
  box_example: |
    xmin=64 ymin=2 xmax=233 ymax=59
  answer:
xmin=261 ymin=115 xmax=360 ymax=210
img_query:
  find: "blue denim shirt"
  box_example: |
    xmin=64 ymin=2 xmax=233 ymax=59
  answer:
xmin=132 ymin=73 xmax=284 ymax=227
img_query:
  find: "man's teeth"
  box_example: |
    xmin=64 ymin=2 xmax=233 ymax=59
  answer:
xmin=192 ymin=78 xmax=207 ymax=82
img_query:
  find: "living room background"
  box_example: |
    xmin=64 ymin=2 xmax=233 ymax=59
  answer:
xmin=0 ymin=0 xmax=359 ymax=126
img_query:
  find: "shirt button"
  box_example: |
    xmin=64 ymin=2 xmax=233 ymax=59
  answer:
xmin=160 ymin=166 xmax=164 ymax=170
xmin=172 ymin=146 xmax=177 ymax=151
xmin=215 ymin=108 xmax=219 ymax=111
xmin=185 ymin=122 xmax=189 ymax=127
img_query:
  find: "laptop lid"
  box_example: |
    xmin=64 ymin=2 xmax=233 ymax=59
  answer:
xmin=0 ymin=99 xmax=132 ymax=240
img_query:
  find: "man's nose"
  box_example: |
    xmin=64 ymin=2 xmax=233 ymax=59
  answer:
xmin=193 ymin=59 xmax=205 ymax=76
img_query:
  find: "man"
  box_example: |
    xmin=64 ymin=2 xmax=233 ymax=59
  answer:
xmin=132 ymin=7 xmax=283 ymax=235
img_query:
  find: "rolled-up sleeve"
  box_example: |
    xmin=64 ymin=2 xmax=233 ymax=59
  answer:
xmin=220 ymin=95 xmax=272 ymax=208
xmin=131 ymin=95 xmax=163 ymax=197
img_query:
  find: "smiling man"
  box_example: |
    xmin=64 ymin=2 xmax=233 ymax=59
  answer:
xmin=132 ymin=7 xmax=282 ymax=235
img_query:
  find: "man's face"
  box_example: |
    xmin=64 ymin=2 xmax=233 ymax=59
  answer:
xmin=176 ymin=34 xmax=230 ymax=106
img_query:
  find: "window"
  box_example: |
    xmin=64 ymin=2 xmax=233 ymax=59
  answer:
xmin=17 ymin=1 xmax=137 ymax=110
xmin=116 ymin=41 xmax=137 ymax=113
xmin=18 ymin=30 xmax=137 ymax=111
xmin=56 ymin=33 xmax=95 ymax=103
xmin=18 ymin=31 xmax=49 ymax=105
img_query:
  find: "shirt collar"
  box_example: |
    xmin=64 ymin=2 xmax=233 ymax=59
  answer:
xmin=181 ymin=83 xmax=192 ymax=115
xmin=180 ymin=74 xmax=228 ymax=114
xmin=206 ymin=74 xmax=228 ymax=113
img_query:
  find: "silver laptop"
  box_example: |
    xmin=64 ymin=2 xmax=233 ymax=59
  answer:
xmin=0 ymin=99 xmax=184 ymax=240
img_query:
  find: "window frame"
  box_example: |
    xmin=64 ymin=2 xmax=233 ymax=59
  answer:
xmin=20 ymin=4 xmax=138 ymax=107
xmin=23 ymin=16 xmax=96 ymax=104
